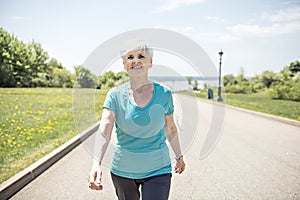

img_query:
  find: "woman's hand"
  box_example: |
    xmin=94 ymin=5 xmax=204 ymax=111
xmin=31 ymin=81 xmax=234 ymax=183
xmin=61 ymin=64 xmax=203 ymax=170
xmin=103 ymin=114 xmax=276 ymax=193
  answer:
xmin=88 ymin=165 xmax=103 ymax=190
xmin=174 ymin=158 xmax=185 ymax=174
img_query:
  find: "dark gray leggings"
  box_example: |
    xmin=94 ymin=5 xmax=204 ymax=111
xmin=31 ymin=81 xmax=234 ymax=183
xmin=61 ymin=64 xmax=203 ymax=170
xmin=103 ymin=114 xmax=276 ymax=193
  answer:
xmin=111 ymin=172 xmax=172 ymax=200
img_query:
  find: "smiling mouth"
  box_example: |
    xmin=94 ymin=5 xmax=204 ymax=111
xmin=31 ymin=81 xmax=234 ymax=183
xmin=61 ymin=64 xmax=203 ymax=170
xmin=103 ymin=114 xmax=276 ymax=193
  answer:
xmin=132 ymin=66 xmax=142 ymax=69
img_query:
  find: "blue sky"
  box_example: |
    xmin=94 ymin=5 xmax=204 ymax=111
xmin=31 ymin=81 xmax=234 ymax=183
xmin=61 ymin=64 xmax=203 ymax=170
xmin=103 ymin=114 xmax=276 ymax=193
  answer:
xmin=1 ymin=0 xmax=300 ymax=76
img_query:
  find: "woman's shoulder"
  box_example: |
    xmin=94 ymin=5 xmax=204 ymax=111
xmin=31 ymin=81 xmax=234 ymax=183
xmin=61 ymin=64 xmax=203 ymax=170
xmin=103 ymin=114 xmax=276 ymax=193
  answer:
xmin=107 ymin=82 xmax=128 ymax=97
xmin=154 ymin=82 xmax=172 ymax=94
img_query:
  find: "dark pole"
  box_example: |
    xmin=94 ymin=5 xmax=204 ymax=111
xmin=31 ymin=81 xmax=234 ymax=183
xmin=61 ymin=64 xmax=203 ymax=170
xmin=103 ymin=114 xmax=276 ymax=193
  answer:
xmin=217 ymin=50 xmax=223 ymax=102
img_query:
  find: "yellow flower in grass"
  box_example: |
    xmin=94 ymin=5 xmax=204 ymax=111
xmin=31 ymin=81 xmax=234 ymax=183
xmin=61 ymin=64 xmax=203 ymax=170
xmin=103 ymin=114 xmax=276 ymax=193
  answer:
xmin=38 ymin=110 xmax=44 ymax=115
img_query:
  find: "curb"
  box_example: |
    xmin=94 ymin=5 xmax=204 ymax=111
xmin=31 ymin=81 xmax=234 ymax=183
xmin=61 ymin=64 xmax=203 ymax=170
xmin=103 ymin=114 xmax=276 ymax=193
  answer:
xmin=197 ymin=97 xmax=300 ymax=127
xmin=225 ymin=103 xmax=300 ymax=127
xmin=0 ymin=122 xmax=99 ymax=200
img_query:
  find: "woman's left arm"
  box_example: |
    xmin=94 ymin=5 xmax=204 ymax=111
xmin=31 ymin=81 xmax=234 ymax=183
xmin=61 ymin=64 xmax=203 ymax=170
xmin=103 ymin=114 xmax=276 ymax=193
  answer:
xmin=165 ymin=114 xmax=186 ymax=174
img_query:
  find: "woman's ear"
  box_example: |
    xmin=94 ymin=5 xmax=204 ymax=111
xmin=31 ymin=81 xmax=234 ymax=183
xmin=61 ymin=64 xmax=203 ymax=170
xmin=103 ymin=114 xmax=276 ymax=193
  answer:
xmin=149 ymin=58 xmax=153 ymax=68
xmin=123 ymin=60 xmax=127 ymax=71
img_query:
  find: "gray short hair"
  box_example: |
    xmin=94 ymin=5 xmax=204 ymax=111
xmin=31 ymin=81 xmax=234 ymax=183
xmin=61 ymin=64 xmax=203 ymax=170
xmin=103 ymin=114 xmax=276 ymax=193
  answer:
xmin=120 ymin=39 xmax=153 ymax=60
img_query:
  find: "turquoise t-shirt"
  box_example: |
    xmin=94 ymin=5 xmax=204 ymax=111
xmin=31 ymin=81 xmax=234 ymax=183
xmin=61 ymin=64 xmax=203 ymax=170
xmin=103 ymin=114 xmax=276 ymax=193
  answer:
xmin=103 ymin=82 xmax=174 ymax=179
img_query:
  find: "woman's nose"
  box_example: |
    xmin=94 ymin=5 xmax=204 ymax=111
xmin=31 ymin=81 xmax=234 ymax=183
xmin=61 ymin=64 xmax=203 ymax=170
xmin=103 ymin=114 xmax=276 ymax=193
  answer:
xmin=132 ymin=57 xmax=140 ymax=63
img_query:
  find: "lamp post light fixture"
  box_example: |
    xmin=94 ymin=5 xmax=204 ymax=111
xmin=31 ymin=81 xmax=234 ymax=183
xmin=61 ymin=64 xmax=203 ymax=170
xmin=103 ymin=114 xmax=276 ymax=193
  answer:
xmin=217 ymin=50 xmax=223 ymax=102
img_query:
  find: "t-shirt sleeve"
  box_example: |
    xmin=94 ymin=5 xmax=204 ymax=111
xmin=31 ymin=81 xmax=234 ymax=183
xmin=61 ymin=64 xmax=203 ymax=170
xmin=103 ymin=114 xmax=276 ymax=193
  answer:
xmin=103 ymin=89 xmax=116 ymax=113
xmin=166 ymin=90 xmax=174 ymax=116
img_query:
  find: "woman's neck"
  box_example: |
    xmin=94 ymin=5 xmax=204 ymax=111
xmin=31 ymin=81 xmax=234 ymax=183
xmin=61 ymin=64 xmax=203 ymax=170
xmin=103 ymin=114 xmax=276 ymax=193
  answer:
xmin=128 ymin=75 xmax=151 ymax=92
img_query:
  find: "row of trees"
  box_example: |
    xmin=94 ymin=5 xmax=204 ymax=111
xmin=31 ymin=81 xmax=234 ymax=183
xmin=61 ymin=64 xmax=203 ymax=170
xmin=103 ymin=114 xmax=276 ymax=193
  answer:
xmin=0 ymin=27 xmax=74 ymax=87
xmin=223 ymin=61 xmax=300 ymax=101
xmin=74 ymin=66 xmax=128 ymax=89
xmin=0 ymin=27 xmax=127 ymax=89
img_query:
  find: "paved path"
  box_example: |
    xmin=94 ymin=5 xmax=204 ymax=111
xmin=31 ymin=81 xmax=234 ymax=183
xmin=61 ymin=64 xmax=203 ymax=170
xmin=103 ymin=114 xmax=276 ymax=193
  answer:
xmin=11 ymin=94 xmax=300 ymax=199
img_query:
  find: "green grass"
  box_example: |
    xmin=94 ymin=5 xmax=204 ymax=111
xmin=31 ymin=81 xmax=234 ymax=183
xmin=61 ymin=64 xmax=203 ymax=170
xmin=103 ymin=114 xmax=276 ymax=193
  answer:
xmin=0 ymin=88 xmax=107 ymax=183
xmin=192 ymin=90 xmax=300 ymax=121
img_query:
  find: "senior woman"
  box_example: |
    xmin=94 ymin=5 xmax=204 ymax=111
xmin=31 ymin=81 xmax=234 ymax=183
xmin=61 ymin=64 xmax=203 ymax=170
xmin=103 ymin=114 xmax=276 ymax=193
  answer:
xmin=88 ymin=40 xmax=185 ymax=200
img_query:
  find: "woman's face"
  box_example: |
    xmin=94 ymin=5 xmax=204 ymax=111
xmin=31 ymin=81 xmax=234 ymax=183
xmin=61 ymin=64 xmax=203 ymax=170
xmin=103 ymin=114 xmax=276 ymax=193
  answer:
xmin=123 ymin=49 xmax=152 ymax=75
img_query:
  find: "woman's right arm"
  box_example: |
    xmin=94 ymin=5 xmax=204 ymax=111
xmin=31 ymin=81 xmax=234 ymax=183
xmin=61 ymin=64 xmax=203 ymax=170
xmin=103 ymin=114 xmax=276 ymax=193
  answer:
xmin=88 ymin=108 xmax=115 ymax=190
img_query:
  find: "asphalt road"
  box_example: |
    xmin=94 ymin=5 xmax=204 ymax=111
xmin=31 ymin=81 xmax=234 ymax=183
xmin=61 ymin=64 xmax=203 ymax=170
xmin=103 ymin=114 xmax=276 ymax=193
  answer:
xmin=11 ymin=94 xmax=300 ymax=199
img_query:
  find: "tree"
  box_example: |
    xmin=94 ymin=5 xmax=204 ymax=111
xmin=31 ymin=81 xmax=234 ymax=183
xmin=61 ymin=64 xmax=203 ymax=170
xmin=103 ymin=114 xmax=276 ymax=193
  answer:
xmin=28 ymin=41 xmax=49 ymax=87
xmin=0 ymin=27 xmax=16 ymax=87
xmin=186 ymin=77 xmax=193 ymax=86
xmin=51 ymin=68 xmax=74 ymax=88
xmin=223 ymin=74 xmax=235 ymax=86
xmin=0 ymin=27 xmax=51 ymax=87
xmin=286 ymin=61 xmax=300 ymax=75
xmin=74 ymin=65 xmax=97 ymax=88
xmin=249 ymin=75 xmax=265 ymax=92
xmin=260 ymin=70 xmax=278 ymax=88
xmin=97 ymin=71 xmax=129 ymax=89
xmin=115 ymin=71 xmax=129 ymax=86
xmin=192 ymin=79 xmax=199 ymax=90
xmin=0 ymin=29 xmax=32 ymax=87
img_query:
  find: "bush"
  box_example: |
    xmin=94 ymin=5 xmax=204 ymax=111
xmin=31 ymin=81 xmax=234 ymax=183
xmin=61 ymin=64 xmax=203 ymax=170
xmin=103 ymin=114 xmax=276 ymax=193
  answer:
xmin=51 ymin=68 xmax=74 ymax=88
xmin=290 ymin=81 xmax=300 ymax=101
xmin=253 ymin=82 xmax=265 ymax=91
xmin=270 ymin=81 xmax=300 ymax=101
xmin=225 ymin=84 xmax=247 ymax=94
xmin=224 ymin=81 xmax=253 ymax=94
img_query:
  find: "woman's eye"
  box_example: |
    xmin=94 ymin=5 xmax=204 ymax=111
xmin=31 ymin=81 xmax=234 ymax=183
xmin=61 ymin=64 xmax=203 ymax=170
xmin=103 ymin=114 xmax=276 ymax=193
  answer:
xmin=127 ymin=55 xmax=133 ymax=60
xmin=138 ymin=55 xmax=145 ymax=59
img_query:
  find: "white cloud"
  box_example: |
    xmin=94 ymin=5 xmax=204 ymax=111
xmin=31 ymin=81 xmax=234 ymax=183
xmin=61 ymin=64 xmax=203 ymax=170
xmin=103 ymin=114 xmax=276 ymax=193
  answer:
xmin=154 ymin=25 xmax=240 ymax=43
xmin=152 ymin=0 xmax=206 ymax=13
xmin=261 ymin=6 xmax=300 ymax=22
xmin=175 ymin=27 xmax=240 ymax=43
xmin=197 ymin=32 xmax=240 ymax=42
xmin=11 ymin=16 xmax=26 ymax=20
xmin=226 ymin=6 xmax=300 ymax=38
xmin=227 ymin=21 xmax=300 ymax=37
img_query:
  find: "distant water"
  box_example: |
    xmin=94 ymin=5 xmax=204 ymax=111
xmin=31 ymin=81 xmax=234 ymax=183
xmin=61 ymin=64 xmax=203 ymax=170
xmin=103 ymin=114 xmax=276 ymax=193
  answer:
xmin=149 ymin=76 xmax=219 ymax=91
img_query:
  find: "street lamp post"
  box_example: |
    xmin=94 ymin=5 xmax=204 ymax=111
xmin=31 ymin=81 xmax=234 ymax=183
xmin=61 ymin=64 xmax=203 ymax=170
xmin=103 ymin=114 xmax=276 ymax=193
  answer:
xmin=217 ymin=50 xmax=223 ymax=102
